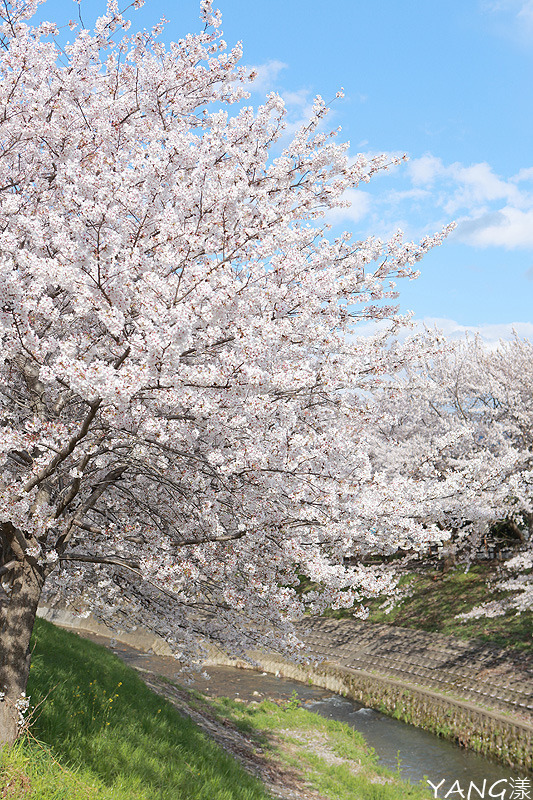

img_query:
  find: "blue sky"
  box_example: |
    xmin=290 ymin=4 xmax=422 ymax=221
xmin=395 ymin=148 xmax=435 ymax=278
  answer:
xmin=37 ymin=0 xmax=533 ymax=340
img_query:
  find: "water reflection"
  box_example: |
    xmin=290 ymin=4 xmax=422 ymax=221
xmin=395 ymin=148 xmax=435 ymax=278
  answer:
xmin=93 ymin=636 xmax=529 ymax=788
xmin=184 ymin=664 xmax=528 ymax=787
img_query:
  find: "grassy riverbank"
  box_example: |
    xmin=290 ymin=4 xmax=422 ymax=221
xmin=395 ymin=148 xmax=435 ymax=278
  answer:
xmin=1 ymin=619 xmax=432 ymax=799
xmin=3 ymin=618 xmax=269 ymax=800
xmin=196 ymin=691 xmax=433 ymax=800
xmin=328 ymin=564 xmax=532 ymax=651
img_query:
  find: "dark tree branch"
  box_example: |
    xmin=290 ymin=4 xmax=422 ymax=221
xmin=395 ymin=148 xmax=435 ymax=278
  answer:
xmin=24 ymin=399 xmax=102 ymax=493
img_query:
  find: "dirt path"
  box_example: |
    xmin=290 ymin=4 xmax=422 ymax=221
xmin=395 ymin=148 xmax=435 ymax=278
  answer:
xmin=137 ymin=669 xmax=328 ymax=800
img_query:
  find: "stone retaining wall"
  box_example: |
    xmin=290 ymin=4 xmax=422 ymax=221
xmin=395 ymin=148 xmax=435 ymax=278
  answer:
xmin=297 ymin=618 xmax=533 ymax=721
xmin=205 ymin=649 xmax=533 ymax=772
xmin=37 ymin=607 xmax=533 ymax=772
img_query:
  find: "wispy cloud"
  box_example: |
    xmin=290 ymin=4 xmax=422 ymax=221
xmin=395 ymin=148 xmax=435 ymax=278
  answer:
xmin=329 ymin=150 xmax=533 ymax=250
xmin=244 ymin=59 xmax=287 ymax=94
xmin=325 ymin=189 xmax=371 ymax=225
xmin=241 ymin=63 xmax=533 ymax=254
xmin=415 ymin=316 xmax=533 ymax=342
xmin=408 ymin=157 xmax=523 ymax=214
xmin=513 ymin=166 xmax=533 ymax=182
xmin=354 ymin=316 xmax=533 ymax=343
xmin=480 ymin=0 xmax=533 ymax=41
xmin=457 ymin=207 xmax=533 ymax=247
xmin=483 ymin=0 xmax=533 ymax=19
xmin=242 ymin=62 xmax=340 ymax=148
xmin=516 ymin=0 xmax=533 ymax=21
xmin=278 ymin=88 xmax=318 ymax=137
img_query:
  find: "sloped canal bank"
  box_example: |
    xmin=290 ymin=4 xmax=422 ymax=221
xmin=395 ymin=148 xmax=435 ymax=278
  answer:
xmin=85 ymin=635 xmax=530 ymax=794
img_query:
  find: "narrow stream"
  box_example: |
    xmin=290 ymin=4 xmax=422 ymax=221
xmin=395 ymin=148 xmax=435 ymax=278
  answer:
xmin=91 ymin=635 xmax=530 ymax=794
xmin=182 ymin=663 xmax=529 ymax=790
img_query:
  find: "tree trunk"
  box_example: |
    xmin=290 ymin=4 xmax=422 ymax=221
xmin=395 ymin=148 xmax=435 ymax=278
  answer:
xmin=0 ymin=561 xmax=44 ymax=746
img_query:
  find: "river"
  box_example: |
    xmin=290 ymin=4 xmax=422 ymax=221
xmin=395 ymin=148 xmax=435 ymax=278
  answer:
xmin=103 ymin=639 xmax=529 ymax=793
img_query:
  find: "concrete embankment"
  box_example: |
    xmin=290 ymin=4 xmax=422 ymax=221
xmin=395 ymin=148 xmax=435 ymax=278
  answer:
xmin=205 ymin=650 xmax=533 ymax=772
xmin=37 ymin=608 xmax=533 ymax=771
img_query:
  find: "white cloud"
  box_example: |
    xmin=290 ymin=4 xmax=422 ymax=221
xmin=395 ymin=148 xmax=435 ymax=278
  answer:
xmin=457 ymin=207 xmax=533 ymax=247
xmin=275 ymin=88 xmax=317 ymax=137
xmin=408 ymin=157 xmax=522 ymax=214
xmin=482 ymin=0 xmax=529 ymax=12
xmin=353 ymin=316 xmax=533 ymax=344
xmin=325 ymin=189 xmax=371 ymax=225
xmin=385 ymin=188 xmax=431 ymax=203
xmin=481 ymin=0 xmax=533 ymax=40
xmin=280 ymin=88 xmax=309 ymax=108
xmin=447 ymin=162 xmax=522 ymax=213
xmin=415 ymin=317 xmax=533 ymax=343
xmin=517 ymin=0 xmax=533 ymax=22
xmin=408 ymin=155 xmax=445 ymax=186
xmin=335 ymin=151 xmax=533 ymax=250
xmin=512 ymin=166 xmax=533 ymax=182
xmin=244 ymin=59 xmax=287 ymax=93
xmin=243 ymin=70 xmax=339 ymax=144
xmin=278 ymin=88 xmax=344 ymax=140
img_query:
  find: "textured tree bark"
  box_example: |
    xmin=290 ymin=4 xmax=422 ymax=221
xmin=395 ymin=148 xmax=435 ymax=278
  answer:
xmin=0 ymin=560 xmax=44 ymax=746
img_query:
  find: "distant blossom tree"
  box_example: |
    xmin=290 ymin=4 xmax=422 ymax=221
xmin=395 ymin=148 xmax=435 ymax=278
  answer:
xmin=365 ymin=332 xmax=533 ymax=614
xmin=0 ymin=0 xmax=452 ymax=743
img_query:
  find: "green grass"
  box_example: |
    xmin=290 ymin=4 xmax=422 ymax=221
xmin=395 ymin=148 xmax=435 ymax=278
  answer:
xmin=1 ymin=619 xmax=435 ymax=799
xmin=326 ymin=564 xmax=533 ymax=651
xmin=1 ymin=618 xmax=270 ymax=800
xmin=0 ymin=739 xmax=104 ymax=799
xmin=195 ymin=693 xmax=433 ymax=800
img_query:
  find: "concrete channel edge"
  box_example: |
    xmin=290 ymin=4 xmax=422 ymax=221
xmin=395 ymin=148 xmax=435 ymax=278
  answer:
xmin=37 ymin=607 xmax=533 ymax=772
xmin=204 ymin=649 xmax=532 ymax=772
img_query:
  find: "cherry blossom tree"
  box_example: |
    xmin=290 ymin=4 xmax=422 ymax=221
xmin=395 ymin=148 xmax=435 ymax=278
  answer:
xmin=365 ymin=332 xmax=533 ymax=612
xmin=0 ymin=0 xmax=452 ymax=743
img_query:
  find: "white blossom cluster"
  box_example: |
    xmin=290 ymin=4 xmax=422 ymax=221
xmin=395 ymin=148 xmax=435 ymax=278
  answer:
xmin=0 ymin=0 xmax=457 ymax=672
xmin=14 ymin=693 xmax=30 ymax=730
xmin=365 ymin=332 xmax=533 ymax=616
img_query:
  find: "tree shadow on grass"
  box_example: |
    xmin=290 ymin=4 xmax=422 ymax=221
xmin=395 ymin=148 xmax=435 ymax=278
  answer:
xmin=27 ymin=619 xmax=269 ymax=800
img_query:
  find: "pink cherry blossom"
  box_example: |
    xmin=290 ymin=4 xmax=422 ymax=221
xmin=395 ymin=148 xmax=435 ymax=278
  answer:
xmin=0 ymin=0 xmax=453 ymax=744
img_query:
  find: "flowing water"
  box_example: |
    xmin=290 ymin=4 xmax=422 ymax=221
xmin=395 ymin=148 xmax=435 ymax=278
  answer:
xmin=180 ymin=663 xmax=529 ymax=789
xmin=92 ymin=635 xmax=530 ymax=793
